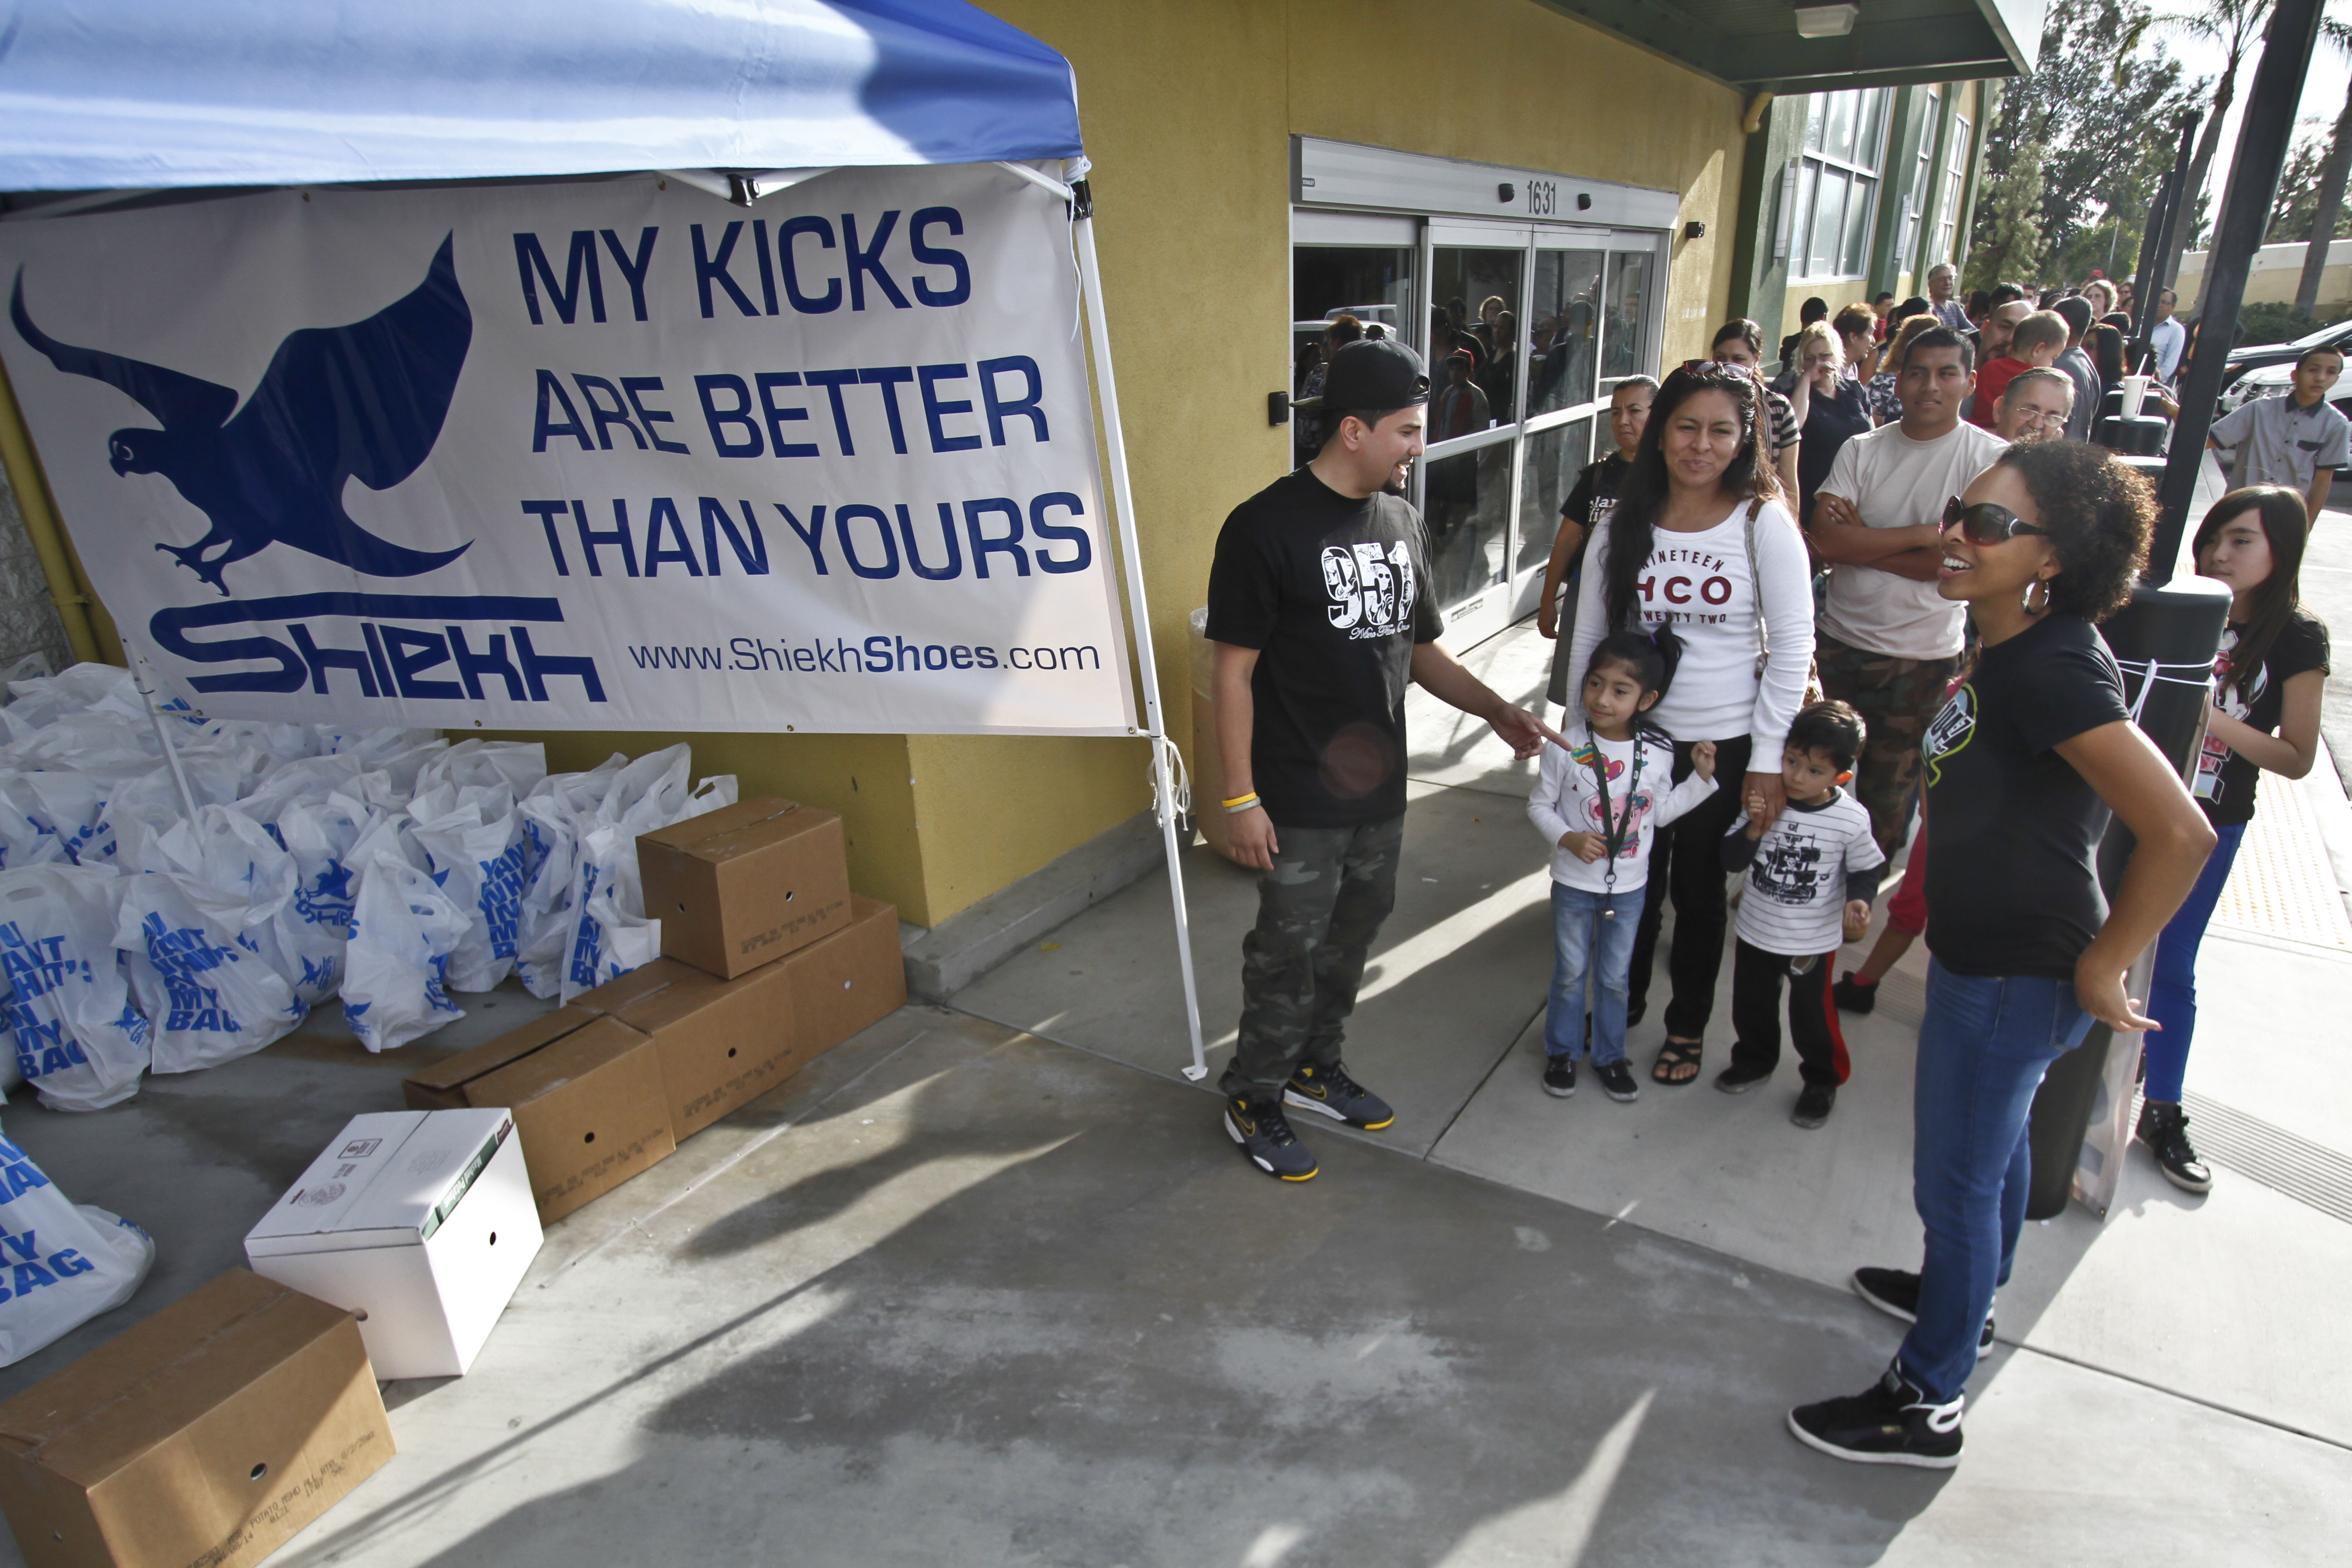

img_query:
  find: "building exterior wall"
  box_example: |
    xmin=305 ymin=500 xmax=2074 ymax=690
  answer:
xmin=485 ymin=0 xmax=1752 ymax=929
xmin=2175 ymin=240 xmax=2352 ymax=317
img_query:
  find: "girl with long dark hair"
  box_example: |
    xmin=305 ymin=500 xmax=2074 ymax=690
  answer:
xmin=2139 ymin=487 xmax=2331 ymax=1191
xmin=1792 ymin=442 xmax=2214 ymax=1468
xmin=1563 ymin=363 xmax=1816 ymax=1085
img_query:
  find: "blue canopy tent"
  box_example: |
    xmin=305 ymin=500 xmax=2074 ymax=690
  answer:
xmin=0 ymin=0 xmax=1209 ymax=1078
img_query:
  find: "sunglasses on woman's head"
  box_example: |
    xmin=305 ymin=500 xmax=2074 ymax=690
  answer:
xmin=1942 ymin=495 xmax=2050 ymax=544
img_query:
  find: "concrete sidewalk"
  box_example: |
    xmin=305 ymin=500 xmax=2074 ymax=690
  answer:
xmin=0 ymin=611 xmax=2344 ymax=1563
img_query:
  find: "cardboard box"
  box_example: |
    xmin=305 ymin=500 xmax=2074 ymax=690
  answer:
xmin=0 ymin=1269 xmax=392 ymax=1568
xmin=637 ymin=797 xmax=852 ymax=978
xmin=402 ymin=1008 xmax=675 ymax=1224
xmin=575 ymin=958 xmax=803 ymax=1140
xmin=775 ymin=897 xmax=906 ymax=1054
xmin=244 ymin=1110 xmax=542 ymax=1381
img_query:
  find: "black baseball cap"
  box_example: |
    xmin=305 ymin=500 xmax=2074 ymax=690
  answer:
xmin=1294 ymin=338 xmax=1430 ymax=414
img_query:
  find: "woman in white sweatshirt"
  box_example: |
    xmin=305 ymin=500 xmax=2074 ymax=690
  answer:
xmin=1565 ymin=362 xmax=1816 ymax=1086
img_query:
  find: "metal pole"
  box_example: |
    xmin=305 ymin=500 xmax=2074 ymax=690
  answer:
xmin=136 ymin=666 xmax=201 ymax=823
xmin=2128 ymin=113 xmax=2200 ymax=364
xmin=1071 ymin=181 xmax=1211 ymax=1083
xmin=2152 ymin=0 xmax=2328 ymax=584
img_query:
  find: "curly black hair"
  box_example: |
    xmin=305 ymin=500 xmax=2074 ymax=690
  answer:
xmin=1995 ymin=440 xmax=2151 ymax=622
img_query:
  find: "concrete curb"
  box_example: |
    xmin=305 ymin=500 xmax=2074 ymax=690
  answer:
xmin=898 ymin=808 xmax=1171 ymax=1000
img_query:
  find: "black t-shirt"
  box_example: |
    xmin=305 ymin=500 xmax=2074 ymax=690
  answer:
xmin=1205 ymin=468 xmax=1445 ymax=827
xmin=1556 ymin=451 xmax=1630 ymax=576
xmin=1921 ymin=613 xmax=2131 ymax=979
xmin=2195 ymin=610 xmax=2332 ymax=825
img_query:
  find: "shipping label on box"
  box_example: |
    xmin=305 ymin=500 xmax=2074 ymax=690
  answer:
xmin=245 ymin=1109 xmax=543 ymax=1381
xmin=575 ymin=959 xmax=803 ymax=1140
xmin=402 ymin=1009 xmax=675 ymax=1224
xmin=637 ymin=797 xmax=852 ymax=979
xmin=0 ymin=1269 xmax=392 ymax=1568
xmin=777 ymin=898 xmax=906 ymax=1057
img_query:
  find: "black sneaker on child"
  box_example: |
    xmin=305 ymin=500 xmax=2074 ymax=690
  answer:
xmin=1224 ymin=1096 xmax=1318 ymax=1182
xmin=1593 ymin=1060 xmax=1640 ymax=1102
xmin=1542 ymin=1056 xmax=1577 ymax=1098
xmin=2136 ymin=1099 xmax=2213 ymax=1194
xmin=1715 ymin=1060 xmax=1774 ymax=1094
xmin=1831 ymin=972 xmax=1878 ymax=1014
xmin=1852 ymin=1268 xmax=1996 ymax=1351
xmin=1284 ymin=1061 xmax=1395 ymax=1130
xmin=1791 ymin=1083 xmax=1836 ymax=1129
xmin=1788 ymin=1362 xmax=1965 ymax=1469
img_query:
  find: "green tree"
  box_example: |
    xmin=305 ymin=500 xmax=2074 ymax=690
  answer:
xmin=1970 ymin=0 xmax=2194 ymax=288
xmin=2154 ymin=0 xmax=2275 ymax=294
xmin=2267 ymin=125 xmax=2346 ymax=242
xmin=2291 ymin=19 xmax=2352 ymax=314
xmin=1965 ymin=145 xmax=2050 ymax=290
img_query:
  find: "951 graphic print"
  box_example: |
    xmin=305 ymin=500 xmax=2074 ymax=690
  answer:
xmin=1922 ymin=683 xmax=1975 ymax=787
xmin=1323 ymin=541 xmax=1418 ymax=641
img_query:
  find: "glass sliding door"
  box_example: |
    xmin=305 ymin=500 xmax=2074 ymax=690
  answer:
xmin=1291 ymin=214 xmax=1420 ymax=466
xmin=1424 ymin=234 xmax=1524 ymax=622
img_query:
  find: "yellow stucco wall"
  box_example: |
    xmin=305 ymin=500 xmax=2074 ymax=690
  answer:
xmin=487 ymin=0 xmax=1749 ymax=929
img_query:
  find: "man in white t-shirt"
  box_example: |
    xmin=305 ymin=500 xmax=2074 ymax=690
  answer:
xmin=1807 ymin=325 xmax=2009 ymax=855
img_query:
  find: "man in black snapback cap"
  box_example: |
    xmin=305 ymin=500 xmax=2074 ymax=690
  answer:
xmin=1205 ymin=338 xmax=1556 ymax=1181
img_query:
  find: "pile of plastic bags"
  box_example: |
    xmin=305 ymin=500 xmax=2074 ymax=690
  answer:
xmin=0 ymin=664 xmax=734 ymax=1111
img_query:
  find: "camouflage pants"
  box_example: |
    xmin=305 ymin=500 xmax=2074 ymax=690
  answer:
xmin=1815 ymin=632 xmax=1960 ymax=860
xmin=1220 ymin=815 xmax=1405 ymax=1102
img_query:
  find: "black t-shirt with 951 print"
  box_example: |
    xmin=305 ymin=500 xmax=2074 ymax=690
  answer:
xmin=1920 ymin=612 xmax=2131 ymax=979
xmin=1206 ymin=467 xmax=1446 ymax=827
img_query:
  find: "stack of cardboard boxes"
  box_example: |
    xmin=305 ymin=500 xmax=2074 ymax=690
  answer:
xmin=402 ymin=797 xmax=906 ymax=1222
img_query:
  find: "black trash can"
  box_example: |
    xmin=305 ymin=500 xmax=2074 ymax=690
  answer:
xmin=2022 ymin=573 xmax=2229 ymax=1219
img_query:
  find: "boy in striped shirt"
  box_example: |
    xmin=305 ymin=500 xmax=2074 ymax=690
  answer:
xmin=1717 ymin=701 xmax=1886 ymax=1128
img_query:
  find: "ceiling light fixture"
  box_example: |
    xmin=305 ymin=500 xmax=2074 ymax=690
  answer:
xmin=1793 ymin=2 xmax=1860 ymax=37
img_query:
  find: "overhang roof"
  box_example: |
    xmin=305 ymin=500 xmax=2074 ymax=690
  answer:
xmin=1533 ymin=0 xmax=2044 ymax=92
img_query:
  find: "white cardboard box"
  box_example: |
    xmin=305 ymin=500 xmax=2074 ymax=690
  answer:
xmin=244 ymin=1108 xmax=543 ymax=1380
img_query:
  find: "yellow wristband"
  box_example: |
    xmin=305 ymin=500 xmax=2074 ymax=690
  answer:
xmin=1221 ymin=793 xmax=1258 ymax=809
xmin=1223 ymin=793 xmax=1261 ymax=814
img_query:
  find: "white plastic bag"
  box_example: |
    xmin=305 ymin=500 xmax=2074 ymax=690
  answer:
xmin=272 ymin=794 xmax=371 ymax=1004
xmin=415 ymin=739 xmax=547 ymax=799
xmin=0 ymin=865 xmax=149 ymax=1112
xmin=0 ymin=1128 xmax=156 ymax=1367
xmin=340 ymin=851 xmax=469 ymax=1052
xmin=115 ymin=813 xmax=307 ymax=1073
xmin=510 ymin=755 xmax=626 ymax=999
xmin=409 ymin=784 xmax=526 ymax=993
xmin=559 ymin=821 xmax=662 ymax=1002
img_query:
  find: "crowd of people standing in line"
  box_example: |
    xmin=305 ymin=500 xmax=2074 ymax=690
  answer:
xmin=1203 ymin=304 xmax=2332 ymax=1470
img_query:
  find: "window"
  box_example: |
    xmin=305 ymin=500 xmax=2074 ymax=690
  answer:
xmin=1901 ymin=88 xmax=1938 ymax=272
xmin=1794 ymin=88 xmax=1891 ymax=280
xmin=1936 ymin=114 xmax=1972 ymax=265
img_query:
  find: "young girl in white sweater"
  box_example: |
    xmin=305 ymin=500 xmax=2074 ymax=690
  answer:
xmin=1528 ymin=628 xmax=1717 ymax=1101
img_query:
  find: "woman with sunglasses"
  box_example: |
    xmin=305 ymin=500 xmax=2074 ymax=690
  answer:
xmin=1791 ymin=442 xmax=2213 ymax=1469
xmin=1565 ymin=363 xmax=1815 ymax=1086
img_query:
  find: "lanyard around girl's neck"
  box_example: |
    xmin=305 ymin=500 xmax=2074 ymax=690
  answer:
xmin=1584 ymin=731 xmax=1646 ymax=900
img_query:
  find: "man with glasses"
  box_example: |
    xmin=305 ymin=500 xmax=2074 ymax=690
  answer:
xmin=1993 ymin=367 xmax=2072 ymax=446
xmin=1806 ymin=327 xmax=2009 ymax=859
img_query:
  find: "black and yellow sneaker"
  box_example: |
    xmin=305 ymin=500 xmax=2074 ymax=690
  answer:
xmin=1284 ymin=1062 xmax=1395 ymax=1130
xmin=1788 ymin=1362 xmax=1965 ymax=1469
xmin=1852 ymin=1268 xmax=1995 ymax=1352
xmin=1225 ymin=1096 xmax=1318 ymax=1181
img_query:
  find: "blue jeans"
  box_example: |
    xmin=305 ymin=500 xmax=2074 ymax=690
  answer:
xmin=2144 ymin=820 xmax=2243 ymax=1103
xmin=1545 ymin=882 xmax=1640 ymax=1064
xmin=1900 ymin=959 xmax=2092 ymax=1403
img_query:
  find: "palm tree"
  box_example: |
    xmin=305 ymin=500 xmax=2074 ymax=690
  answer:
xmin=2293 ymin=16 xmax=2352 ymax=316
xmin=2155 ymin=0 xmax=2276 ymax=296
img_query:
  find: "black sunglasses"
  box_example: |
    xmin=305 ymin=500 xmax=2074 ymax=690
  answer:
xmin=1942 ymin=496 xmax=2050 ymax=544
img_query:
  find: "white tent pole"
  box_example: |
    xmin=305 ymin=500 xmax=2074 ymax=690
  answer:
xmin=1072 ymin=184 xmax=1209 ymax=1084
xmin=135 ymin=666 xmax=201 ymax=823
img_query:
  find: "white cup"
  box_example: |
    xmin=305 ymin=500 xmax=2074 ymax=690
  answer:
xmin=2121 ymin=374 xmax=2149 ymax=421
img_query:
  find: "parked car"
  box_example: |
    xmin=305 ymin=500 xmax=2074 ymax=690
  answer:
xmin=2216 ymin=316 xmax=2352 ymax=397
xmin=2214 ymin=358 xmax=2352 ymax=421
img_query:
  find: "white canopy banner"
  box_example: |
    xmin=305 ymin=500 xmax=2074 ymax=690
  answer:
xmin=0 ymin=162 xmax=1135 ymax=734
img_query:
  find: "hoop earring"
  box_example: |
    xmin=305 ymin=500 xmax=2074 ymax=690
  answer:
xmin=2022 ymin=577 xmax=2051 ymax=615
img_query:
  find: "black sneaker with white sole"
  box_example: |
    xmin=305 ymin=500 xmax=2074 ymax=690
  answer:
xmin=1593 ymin=1060 xmax=1640 ymax=1102
xmin=1224 ymin=1097 xmax=1318 ymax=1181
xmin=1714 ymin=1060 xmax=1773 ymax=1094
xmin=1284 ymin=1062 xmax=1395 ymax=1130
xmin=1791 ymin=1083 xmax=1836 ymax=1129
xmin=1788 ymin=1362 xmax=1965 ymax=1469
xmin=2137 ymin=1099 xmax=2213 ymax=1194
xmin=1852 ymin=1267 xmax=1995 ymax=1352
xmin=1542 ymin=1056 xmax=1577 ymax=1098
